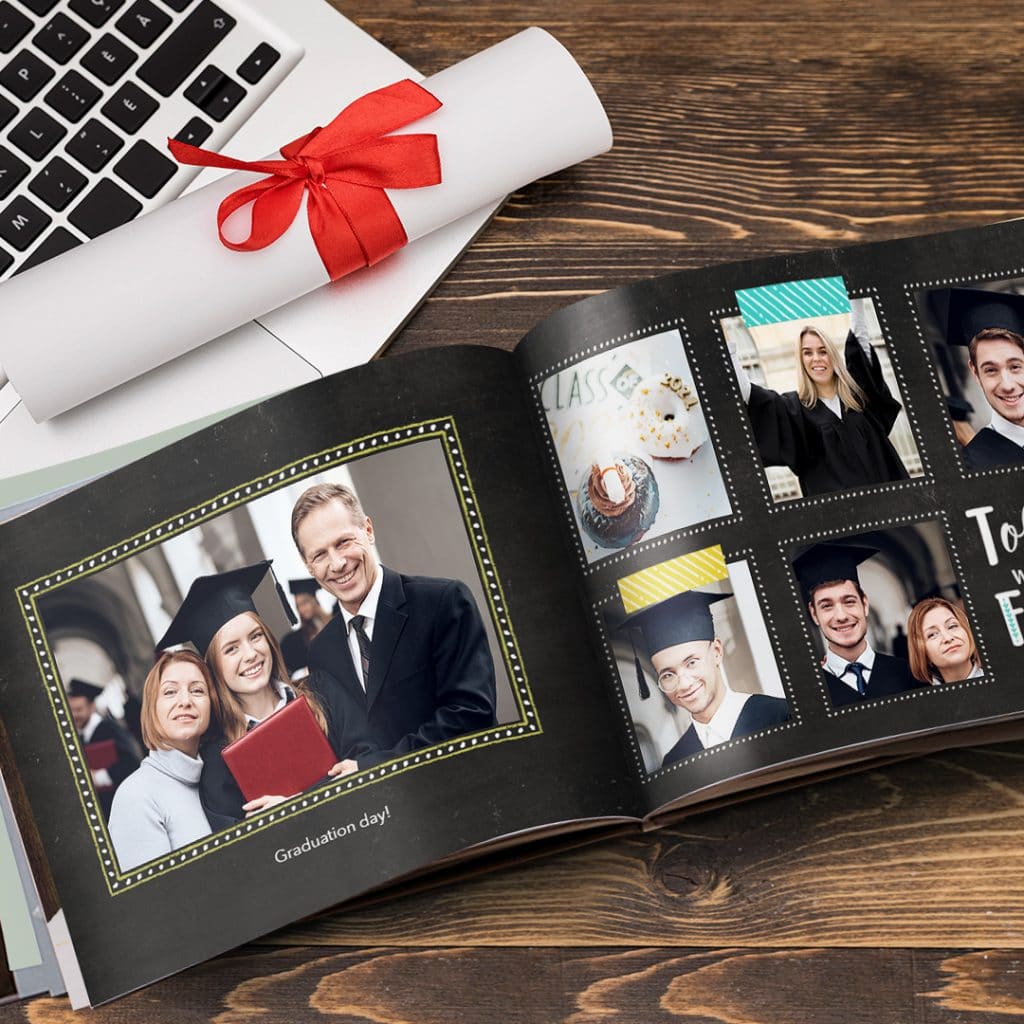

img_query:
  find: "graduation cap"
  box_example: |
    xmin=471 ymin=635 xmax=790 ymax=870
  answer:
xmin=67 ymin=678 xmax=103 ymax=702
xmin=792 ymin=542 xmax=878 ymax=601
xmin=288 ymin=578 xmax=320 ymax=597
xmin=935 ymin=287 xmax=1024 ymax=350
xmin=623 ymin=590 xmax=731 ymax=700
xmin=946 ymin=395 xmax=974 ymax=422
xmin=157 ymin=560 xmax=295 ymax=656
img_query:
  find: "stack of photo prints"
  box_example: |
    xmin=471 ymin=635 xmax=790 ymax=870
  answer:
xmin=1 ymin=218 xmax=1023 ymax=1007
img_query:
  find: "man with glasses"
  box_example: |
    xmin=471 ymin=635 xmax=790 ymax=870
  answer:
xmin=630 ymin=590 xmax=790 ymax=767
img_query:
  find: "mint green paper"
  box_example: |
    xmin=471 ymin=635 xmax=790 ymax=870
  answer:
xmin=0 ymin=804 xmax=41 ymax=972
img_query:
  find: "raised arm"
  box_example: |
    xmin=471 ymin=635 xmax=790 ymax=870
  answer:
xmin=845 ymin=301 xmax=903 ymax=432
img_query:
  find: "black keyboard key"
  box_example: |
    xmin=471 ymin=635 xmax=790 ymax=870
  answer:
xmin=9 ymin=107 xmax=64 ymax=159
xmin=113 ymin=138 xmax=175 ymax=197
xmin=137 ymin=0 xmax=234 ymax=97
xmin=0 ymin=92 xmax=15 ymax=128
xmin=33 ymin=12 xmax=90 ymax=64
xmin=0 ymin=2 xmax=31 ymax=53
xmin=18 ymin=0 xmax=58 ymax=15
xmin=101 ymin=79 xmax=157 ymax=132
xmin=0 ymin=195 xmax=50 ymax=249
xmin=201 ymin=75 xmax=243 ymax=122
xmin=68 ymin=0 xmax=126 ymax=28
xmin=159 ymin=0 xmax=193 ymax=10
xmin=0 ymin=244 xmax=12 ymax=275
xmin=173 ymin=115 xmax=210 ymax=146
xmin=14 ymin=226 xmax=80 ymax=274
xmin=0 ymin=144 xmax=28 ymax=199
xmin=65 ymin=117 xmax=122 ymax=170
xmin=81 ymin=32 xmax=136 ymax=84
xmin=237 ymin=42 xmax=278 ymax=85
xmin=183 ymin=62 xmax=221 ymax=105
xmin=115 ymin=0 xmax=169 ymax=47
xmin=0 ymin=50 xmax=55 ymax=101
xmin=68 ymin=177 xmax=140 ymax=236
xmin=44 ymin=69 xmax=101 ymax=122
xmin=29 ymin=155 xmax=87 ymax=210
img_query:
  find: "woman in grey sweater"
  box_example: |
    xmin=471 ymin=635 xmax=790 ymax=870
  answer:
xmin=109 ymin=650 xmax=221 ymax=871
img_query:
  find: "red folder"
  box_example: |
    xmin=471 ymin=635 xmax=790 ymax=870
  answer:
xmin=84 ymin=738 xmax=117 ymax=791
xmin=85 ymin=739 xmax=117 ymax=771
xmin=221 ymin=696 xmax=336 ymax=803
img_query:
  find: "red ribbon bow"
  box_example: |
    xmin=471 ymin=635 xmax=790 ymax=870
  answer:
xmin=168 ymin=79 xmax=442 ymax=281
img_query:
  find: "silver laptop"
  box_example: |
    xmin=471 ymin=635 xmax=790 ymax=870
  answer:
xmin=0 ymin=0 xmax=496 ymax=512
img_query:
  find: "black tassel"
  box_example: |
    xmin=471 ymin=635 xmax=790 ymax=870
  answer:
xmin=635 ymin=654 xmax=651 ymax=700
xmin=273 ymin=574 xmax=297 ymax=627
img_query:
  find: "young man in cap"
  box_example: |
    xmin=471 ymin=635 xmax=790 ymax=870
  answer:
xmin=793 ymin=543 xmax=926 ymax=707
xmin=67 ymin=678 xmax=140 ymax=819
xmin=290 ymin=482 xmax=498 ymax=771
xmin=279 ymin=578 xmax=332 ymax=678
xmin=936 ymin=287 xmax=1024 ymax=470
xmin=630 ymin=590 xmax=789 ymax=767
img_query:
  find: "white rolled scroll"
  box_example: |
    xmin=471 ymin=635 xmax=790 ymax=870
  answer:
xmin=0 ymin=27 xmax=612 ymax=422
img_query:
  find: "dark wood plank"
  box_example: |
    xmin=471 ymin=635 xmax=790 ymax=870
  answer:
xmin=4 ymin=946 xmax=1024 ymax=1023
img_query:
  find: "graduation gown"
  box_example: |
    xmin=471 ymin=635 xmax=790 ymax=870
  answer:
xmin=661 ymin=694 xmax=790 ymax=767
xmin=198 ymin=680 xmax=355 ymax=824
xmin=962 ymin=426 xmax=1024 ymax=470
xmin=279 ymin=628 xmax=310 ymax=675
xmin=746 ymin=331 xmax=908 ymax=497
xmin=83 ymin=717 xmax=140 ymax=820
xmin=823 ymin=653 xmax=926 ymax=708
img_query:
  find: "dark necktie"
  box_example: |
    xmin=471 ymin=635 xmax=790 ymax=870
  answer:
xmin=846 ymin=660 xmax=868 ymax=696
xmin=350 ymin=614 xmax=371 ymax=689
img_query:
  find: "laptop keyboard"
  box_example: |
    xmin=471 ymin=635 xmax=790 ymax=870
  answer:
xmin=0 ymin=0 xmax=300 ymax=280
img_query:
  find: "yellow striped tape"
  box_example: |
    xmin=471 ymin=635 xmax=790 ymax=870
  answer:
xmin=617 ymin=545 xmax=729 ymax=614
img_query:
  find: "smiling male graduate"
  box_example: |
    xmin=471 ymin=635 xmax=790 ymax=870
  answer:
xmin=937 ymin=287 xmax=1024 ymax=470
xmin=629 ymin=590 xmax=789 ymax=767
xmin=794 ymin=542 xmax=926 ymax=708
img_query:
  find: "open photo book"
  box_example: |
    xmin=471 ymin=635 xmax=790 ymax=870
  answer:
xmin=1 ymin=217 xmax=1023 ymax=1007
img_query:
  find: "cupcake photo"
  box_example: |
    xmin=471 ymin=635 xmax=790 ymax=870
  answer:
xmin=540 ymin=328 xmax=733 ymax=564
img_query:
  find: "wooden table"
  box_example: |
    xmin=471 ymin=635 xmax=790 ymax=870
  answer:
xmin=6 ymin=1 xmax=1024 ymax=1019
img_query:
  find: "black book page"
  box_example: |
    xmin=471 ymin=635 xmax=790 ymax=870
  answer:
xmin=0 ymin=345 xmax=638 ymax=1004
xmin=515 ymin=219 xmax=1024 ymax=815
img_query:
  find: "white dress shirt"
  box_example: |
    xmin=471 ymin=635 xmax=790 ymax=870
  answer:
xmin=80 ymin=710 xmax=113 ymax=788
xmin=340 ymin=567 xmax=385 ymax=691
xmin=691 ymin=685 xmax=752 ymax=749
xmin=824 ymin=643 xmax=877 ymax=693
xmin=243 ymin=679 xmax=294 ymax=728
xmin=986 ymin=410 xmax=1024 ymax=449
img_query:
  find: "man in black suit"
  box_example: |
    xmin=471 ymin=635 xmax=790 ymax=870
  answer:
xmin=291 ymin=482 xmax=497 ymax=771
xmin=936 ymin=288 xmax=1024 ymax=470
xmin=793 ymin=543 xmax=926 ymax=708
xmin=67 ymin=678 xmax=140 ymax=820
xmin=627 ymin=589 xmax=789 ymax=768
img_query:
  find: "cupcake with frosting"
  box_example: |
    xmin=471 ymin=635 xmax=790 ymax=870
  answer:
xmin=577 ymin=454 xmax=659 ymax=550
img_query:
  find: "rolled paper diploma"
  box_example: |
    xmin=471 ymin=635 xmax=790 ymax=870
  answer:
xmin=0 ymin=27 xmax=612 ymax=422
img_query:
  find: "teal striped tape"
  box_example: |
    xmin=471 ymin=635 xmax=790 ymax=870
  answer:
xmin=736 ymin=276 xmax=850 ymax=328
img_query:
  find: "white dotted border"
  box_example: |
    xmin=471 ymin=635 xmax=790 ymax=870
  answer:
xmin=904 ymin=271 xmax=1024 ymax=479
xmin=527 ymin=318 xmax=742 ymax=576
xmin=780 ymin=509 xmax=991 ymax=718
xmin=592 ymin=549 xmax=801 ymax=779
xmin=17 ymin=420 xmax=539 ymax=895
xmin=711 ymin=288 xmax=933 ymax=514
